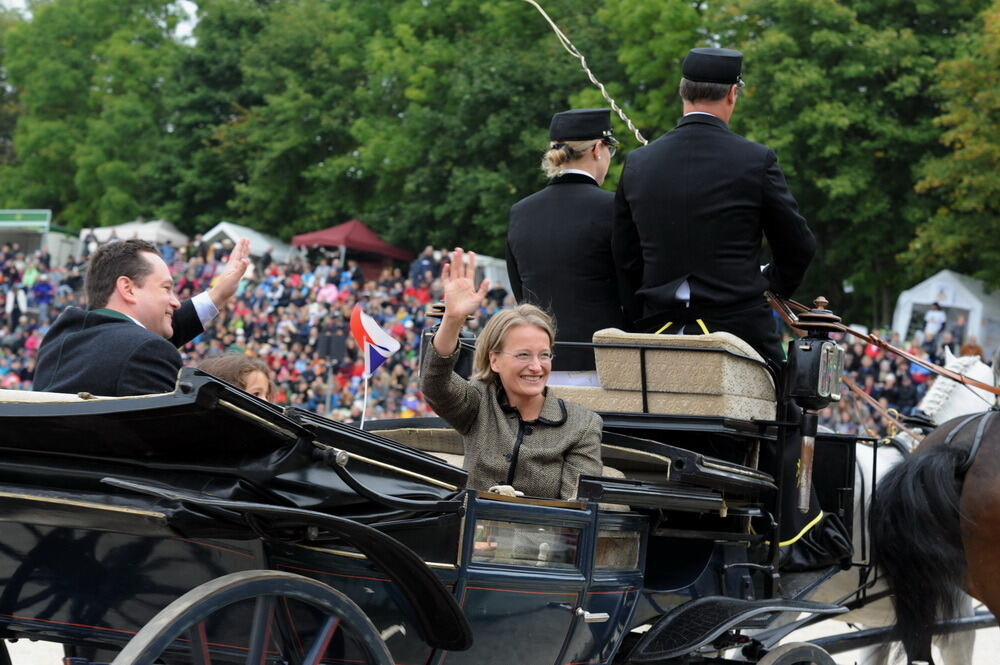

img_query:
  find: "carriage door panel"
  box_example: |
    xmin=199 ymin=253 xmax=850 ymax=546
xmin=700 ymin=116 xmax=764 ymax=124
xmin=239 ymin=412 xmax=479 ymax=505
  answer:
xmin=444 ymin=497 xmax=593 ymax=665
xmin=560 ymin=517 xmax=646 ymax=665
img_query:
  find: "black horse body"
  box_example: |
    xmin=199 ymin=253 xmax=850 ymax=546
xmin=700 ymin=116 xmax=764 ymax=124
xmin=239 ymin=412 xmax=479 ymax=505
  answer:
xmin=871 ymin=411 xmax=1000 ymax=664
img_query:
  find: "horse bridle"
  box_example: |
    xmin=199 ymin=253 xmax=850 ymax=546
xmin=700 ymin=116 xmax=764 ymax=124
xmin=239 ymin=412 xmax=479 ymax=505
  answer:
xmin=943 ymin=408 xmax=998 ymax=475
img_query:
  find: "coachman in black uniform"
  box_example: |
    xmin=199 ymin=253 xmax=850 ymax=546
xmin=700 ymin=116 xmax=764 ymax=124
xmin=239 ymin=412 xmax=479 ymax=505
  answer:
xmin=612 ymin=47 xmax=816 ymax=370
xmin=507 ymin=108 xmax=626 ymax=372
xmin=613 ymin=48 xmax=848 ymax=569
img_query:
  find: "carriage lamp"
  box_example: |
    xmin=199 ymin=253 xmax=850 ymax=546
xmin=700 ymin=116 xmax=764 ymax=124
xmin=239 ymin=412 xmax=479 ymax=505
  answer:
xmin=786 ymin=338 xmax=845 ymax=411
xmin=785 ymin=297 xmax=846 ymax=513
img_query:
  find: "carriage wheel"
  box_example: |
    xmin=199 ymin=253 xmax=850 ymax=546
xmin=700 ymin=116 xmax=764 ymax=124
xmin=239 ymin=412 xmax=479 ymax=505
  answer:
xmin=110 ymin=570 xmax=393 ymax=665
xmin=756 ymin=642 xmax=837 ymax=665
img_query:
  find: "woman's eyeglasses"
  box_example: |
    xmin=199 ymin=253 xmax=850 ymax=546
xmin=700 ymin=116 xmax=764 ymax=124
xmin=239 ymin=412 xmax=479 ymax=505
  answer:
xmin=597 ymin=139 xmax=618 ymax=158
xmin=493 ymin=351 xmax=555 ymax=364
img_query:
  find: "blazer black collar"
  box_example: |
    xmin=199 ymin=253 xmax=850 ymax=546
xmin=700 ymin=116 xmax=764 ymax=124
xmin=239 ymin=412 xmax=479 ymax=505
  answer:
xmin=677 ymin=113 xmax=730 ymax=132
xmin=496 ymin=384 xmax=568 ymax=425
xmin=547 ymin=172 xmax=599 ymax=187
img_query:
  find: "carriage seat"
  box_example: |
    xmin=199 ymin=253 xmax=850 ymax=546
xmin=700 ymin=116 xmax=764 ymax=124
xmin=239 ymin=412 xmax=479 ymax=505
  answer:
xmin=548 ymin=328 xmax=776 ymax=421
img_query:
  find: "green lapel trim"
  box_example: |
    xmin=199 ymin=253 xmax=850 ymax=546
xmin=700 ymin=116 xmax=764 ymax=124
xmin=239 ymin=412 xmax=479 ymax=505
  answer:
xmin=89 ymin=308 xmax=134 ymax=323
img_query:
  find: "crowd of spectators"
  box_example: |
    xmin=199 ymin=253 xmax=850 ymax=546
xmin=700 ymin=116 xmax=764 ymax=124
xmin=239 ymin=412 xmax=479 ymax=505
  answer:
xmin=0 ymin=237 xmax=510 ymax=421
xmin=0 ymin=235 xmax=991 ymax=434
xmin=815 ymin=316 xmax=985 ymax=437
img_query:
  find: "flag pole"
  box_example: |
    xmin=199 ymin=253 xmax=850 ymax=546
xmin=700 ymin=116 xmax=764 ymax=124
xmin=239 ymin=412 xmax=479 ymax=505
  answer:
xmin=350 ymin=302 xmax=399 ymax=430
xmin=360 ymin=375 xmax=369 ymax=429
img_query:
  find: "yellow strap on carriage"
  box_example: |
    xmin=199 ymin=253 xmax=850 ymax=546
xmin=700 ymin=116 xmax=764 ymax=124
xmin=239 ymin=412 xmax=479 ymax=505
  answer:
xmin=778 ymin=511 xmax=826 ymax=547
xmin=753 ymin=511 xmax=827 ymax=547
xmin=653 ymin=319 xmax=710 ymax=335
xmin=654 ymin=321 xmax=673 ymax=334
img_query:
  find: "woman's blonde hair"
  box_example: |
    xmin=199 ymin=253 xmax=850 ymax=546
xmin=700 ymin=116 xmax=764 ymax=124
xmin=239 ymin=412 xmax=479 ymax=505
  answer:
xmin=540 ymin=140 xmax=598 ymax=178
xmin=472 ymin=304 xmax=556 ymax=383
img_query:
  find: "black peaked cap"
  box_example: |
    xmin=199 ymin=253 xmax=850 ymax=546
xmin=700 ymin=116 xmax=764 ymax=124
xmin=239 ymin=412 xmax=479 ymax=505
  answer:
xmin=549 ymin=108 xmax=615 ymax=142
xmin=682 ymin=47 xmax=743 ymax=85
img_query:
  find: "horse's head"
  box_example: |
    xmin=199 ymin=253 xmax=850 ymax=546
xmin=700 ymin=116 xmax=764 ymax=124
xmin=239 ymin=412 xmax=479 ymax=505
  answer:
xmin=918 ymin=347 xmax=996 ymax=424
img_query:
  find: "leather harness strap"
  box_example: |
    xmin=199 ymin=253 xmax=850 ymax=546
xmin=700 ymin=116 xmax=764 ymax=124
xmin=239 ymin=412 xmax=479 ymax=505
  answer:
xmin=768 ymin=292 xmax=1000 ymax=398
xmin=948 ymin=409 xmax=997 ymax=475
xmin=841 ymin=375 xmax=924 ymax=443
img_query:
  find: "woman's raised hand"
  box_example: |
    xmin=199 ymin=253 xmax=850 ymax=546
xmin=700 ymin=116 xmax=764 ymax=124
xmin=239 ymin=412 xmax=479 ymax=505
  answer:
xmin=441 ymin=248 xmax=490 ymax=321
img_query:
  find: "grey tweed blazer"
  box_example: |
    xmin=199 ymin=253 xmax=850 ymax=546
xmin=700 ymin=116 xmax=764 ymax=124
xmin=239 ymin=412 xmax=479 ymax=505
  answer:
xmin=421 ymin=344 xmax=602 ymax=500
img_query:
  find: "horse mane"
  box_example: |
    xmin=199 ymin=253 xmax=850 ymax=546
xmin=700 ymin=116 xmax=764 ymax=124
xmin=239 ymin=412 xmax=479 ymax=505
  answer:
xmin=917 ymin=354 xmax=982 ymax=420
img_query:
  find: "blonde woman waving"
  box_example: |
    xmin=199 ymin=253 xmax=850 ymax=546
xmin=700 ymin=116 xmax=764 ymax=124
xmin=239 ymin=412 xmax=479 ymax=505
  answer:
xmin=421 ymin=248 xmax=602 ymax=500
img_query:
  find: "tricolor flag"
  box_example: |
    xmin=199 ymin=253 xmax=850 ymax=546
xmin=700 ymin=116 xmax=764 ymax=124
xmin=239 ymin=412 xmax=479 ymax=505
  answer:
xmin=350 ymin=304 xmax=401 ymax=378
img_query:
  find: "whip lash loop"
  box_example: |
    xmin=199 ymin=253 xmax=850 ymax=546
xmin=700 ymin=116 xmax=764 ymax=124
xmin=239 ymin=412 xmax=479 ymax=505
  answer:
xmin=522 ymin=0 xmax=648 ymax=146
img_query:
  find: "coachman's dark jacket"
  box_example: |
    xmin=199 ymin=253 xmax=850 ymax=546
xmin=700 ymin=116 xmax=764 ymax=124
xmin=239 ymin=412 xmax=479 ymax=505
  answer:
xmin=507 ymin=172 xmax=627 ymax=371
xmin=612 ymin=113 xmax=816 ymax=329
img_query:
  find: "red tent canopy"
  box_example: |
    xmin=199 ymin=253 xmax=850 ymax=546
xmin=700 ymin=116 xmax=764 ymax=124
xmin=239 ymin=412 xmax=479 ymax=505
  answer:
xmin=291 ymin=219 xmax=414 ymax=261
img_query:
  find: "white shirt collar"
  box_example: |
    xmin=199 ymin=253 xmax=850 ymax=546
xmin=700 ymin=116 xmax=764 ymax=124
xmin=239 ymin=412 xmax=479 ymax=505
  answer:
xmin=558 ymin=169 xmax=597 ymax=182
xmin=683 ymin=111 xmax=719 ymax=118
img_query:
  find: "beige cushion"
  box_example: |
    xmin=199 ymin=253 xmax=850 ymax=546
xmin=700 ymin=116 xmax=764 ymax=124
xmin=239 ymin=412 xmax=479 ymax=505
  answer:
xmin=428 ymin=451 xmax=466 ymax=467
xmin=592 ymin=328 xmax=775 ymax=401
xmin=373 ymin=426 xmax=465 ymax=456
xmin=550 ymin=384 xmax=775 ymax=421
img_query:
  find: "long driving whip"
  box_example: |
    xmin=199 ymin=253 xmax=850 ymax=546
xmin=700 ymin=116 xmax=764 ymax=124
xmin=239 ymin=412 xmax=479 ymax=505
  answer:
xmin=522 ymin=0 xmax=647 ymax=146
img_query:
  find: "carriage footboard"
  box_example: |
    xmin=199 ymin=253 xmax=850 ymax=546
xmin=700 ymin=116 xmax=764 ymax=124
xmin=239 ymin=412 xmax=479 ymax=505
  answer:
xmin=623 ymin=596 xmax=846 ymax=662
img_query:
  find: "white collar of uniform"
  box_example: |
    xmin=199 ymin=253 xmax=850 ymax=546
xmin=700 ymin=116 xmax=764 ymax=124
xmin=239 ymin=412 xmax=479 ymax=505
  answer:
xmin=683 ymin=111 xmax=720 ymax=118
xmin=558 ymin=169 xmax=597 ymax=182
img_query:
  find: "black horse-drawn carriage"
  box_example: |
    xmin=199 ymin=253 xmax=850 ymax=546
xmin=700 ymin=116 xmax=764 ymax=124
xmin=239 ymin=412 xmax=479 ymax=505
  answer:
xmin=0 ymin=302 xmax=957 ymax=665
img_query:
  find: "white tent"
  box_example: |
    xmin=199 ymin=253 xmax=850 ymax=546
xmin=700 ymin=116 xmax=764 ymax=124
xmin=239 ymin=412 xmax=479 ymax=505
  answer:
xmin=892 ymin=269 xmax=1000 ymax=356
xmin=471 ymin=253 xmax=511 ymax=294
xmin=81 ymin=220 xmax=189 ymax=247
xmin=202 ymin=221 xmax=294 ymax=263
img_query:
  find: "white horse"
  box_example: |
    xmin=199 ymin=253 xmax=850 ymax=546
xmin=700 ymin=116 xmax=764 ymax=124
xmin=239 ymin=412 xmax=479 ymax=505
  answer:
xmin=808 ymin=348 xmax=994 ymax=664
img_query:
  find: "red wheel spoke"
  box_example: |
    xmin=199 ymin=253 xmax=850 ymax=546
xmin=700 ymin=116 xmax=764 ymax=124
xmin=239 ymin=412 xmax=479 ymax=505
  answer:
xmin=302 ymin=617 xmax=341 ymax=665
xmin=187 ymin=621 xmax=212 ymax=665
xmin=245 ymin=595 xmax=276 ymax=665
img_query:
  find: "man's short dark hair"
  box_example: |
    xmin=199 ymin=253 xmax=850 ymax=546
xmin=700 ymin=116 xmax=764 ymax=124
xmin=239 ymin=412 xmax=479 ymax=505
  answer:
xmin=85 ymin=239 xmax=161 ymax=308
xmin=679 ymin=77 xmax=733 ymax=103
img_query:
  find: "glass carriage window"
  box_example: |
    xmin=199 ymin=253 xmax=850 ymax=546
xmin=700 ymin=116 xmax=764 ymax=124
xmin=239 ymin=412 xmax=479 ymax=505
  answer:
xmin=472 ymin=519 xmax=580 ymax=568
xmin=595 ymin=530 xmax=641 ymax=570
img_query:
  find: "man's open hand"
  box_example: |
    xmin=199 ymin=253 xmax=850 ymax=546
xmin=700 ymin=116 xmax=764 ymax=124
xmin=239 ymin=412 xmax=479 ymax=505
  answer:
xmin=209 ymin=238 xmax=251 ymax=309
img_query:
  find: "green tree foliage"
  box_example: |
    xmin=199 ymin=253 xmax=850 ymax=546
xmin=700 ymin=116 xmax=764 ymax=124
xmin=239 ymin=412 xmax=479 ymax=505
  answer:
xmin=0 ymin=0 xmax=994 ymax=319
xmin=731 ymin=0 xmax=989 ymax=324
xmin=905 ymin=0 xmax=1000 ymax=288
xmin=72 ymin=2 xmax=182 ymax=226
xmin=595 ymin=0 xmax=725 ymax=139
xmin=2 ymin=0 xmax=182 ymax=227
xmin=0 ymin=7 xmax=24 ymax=169
xmin=212 ymin=0 xmax=385 ymax=238
xmin=344 ymin=0 xmax=619 ymax=254
xmin=154 ymin=0 xmax=269 ymax=232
